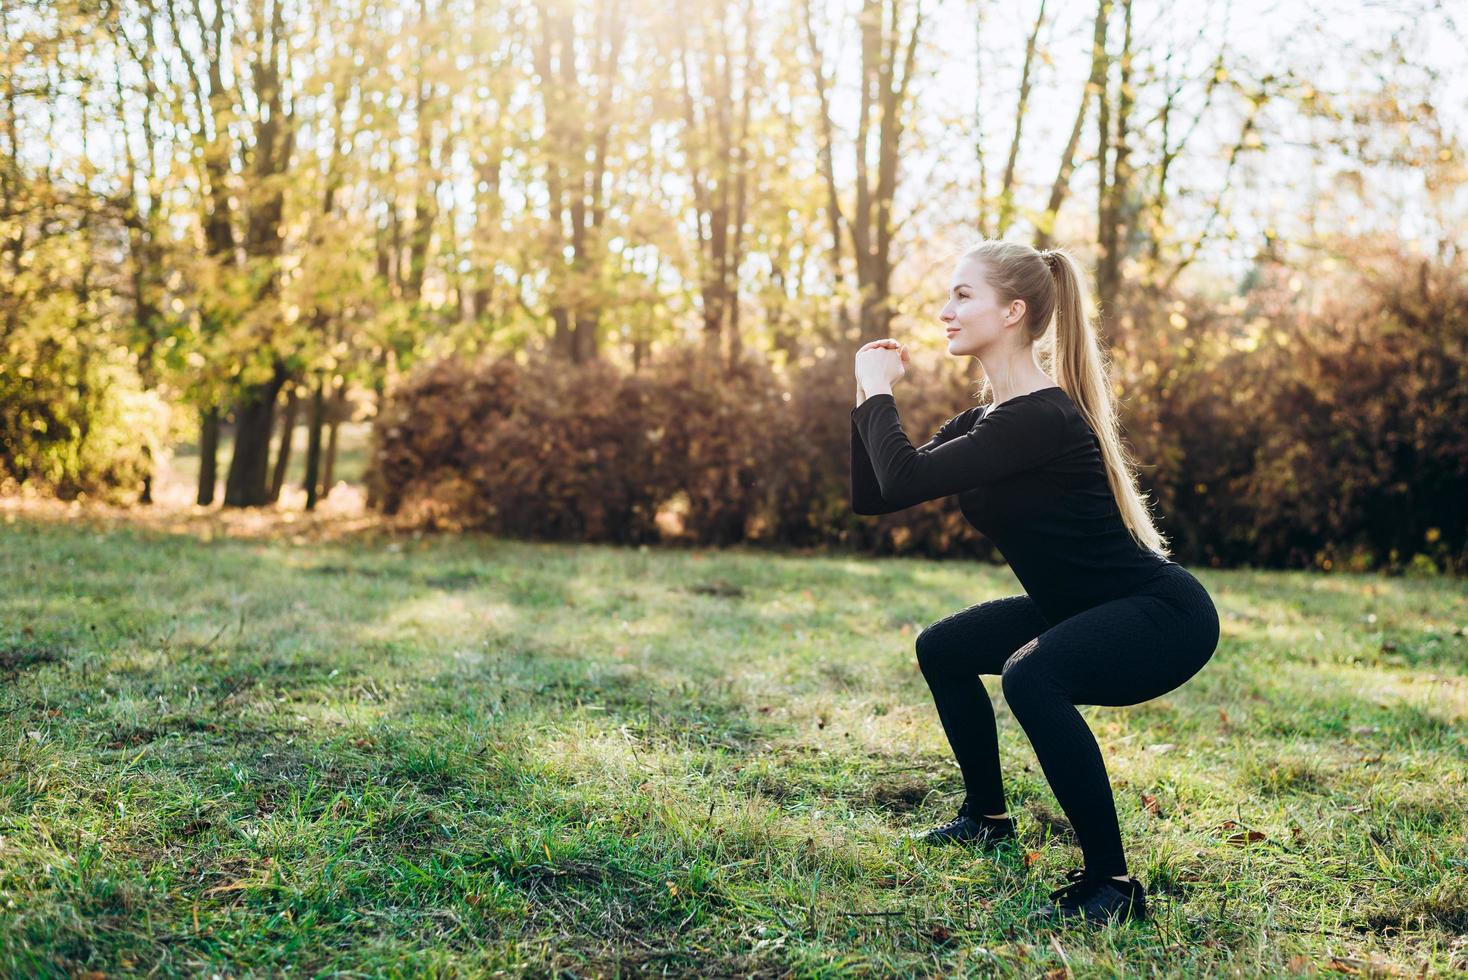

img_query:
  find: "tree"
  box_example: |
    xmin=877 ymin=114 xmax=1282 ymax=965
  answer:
xmin=803 ymin=0 xmax=926 ymax=342
xmin=221 ymin=0 xmax=298 ymax=507
xmin=531 ymin=0 xmax=629 ymax=364
xmin=665 ymin=0 xmax=761 ymax=369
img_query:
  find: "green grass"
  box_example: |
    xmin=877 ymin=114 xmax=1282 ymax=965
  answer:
xmin=1 ymin=513 xmax=1464 ymax=976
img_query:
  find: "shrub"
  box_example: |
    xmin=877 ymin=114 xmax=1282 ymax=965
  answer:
xmin=365 ymin=237 xmax=1465 ymax=572
xmin=0 ymin=329 xmax=166 ymax=503
xmin=366 ymin=347 xmax=997 ymax=553
xmin=1114 ymin=237 xmax=1465 ymax=573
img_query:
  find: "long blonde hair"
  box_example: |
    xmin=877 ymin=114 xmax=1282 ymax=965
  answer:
xmin=958 ymin=238 xmax=1171 ymax=558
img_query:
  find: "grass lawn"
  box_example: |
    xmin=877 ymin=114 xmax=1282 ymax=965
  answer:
xmin=1 ymin=511 xmax=1464 ymax=976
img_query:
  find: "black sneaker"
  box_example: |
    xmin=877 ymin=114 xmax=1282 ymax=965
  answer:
xmin=906 ymin=803 xmax=1017 ymax=850
xmin=1029 ymin=867 xmax=1149 ymax=926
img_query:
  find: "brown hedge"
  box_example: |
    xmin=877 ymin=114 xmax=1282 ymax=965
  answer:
xmin=365 ymin=346 xmax=996 ymax=557
xmin=366 ymin=246 xmax=1466 ymax=573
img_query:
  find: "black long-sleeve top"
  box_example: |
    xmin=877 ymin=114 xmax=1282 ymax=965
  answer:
xmin=851 ymin=386 xmax=1174 ymax=624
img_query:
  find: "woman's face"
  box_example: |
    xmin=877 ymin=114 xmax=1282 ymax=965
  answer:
xmin=939 ymin=258 xmax=1025 ymax=357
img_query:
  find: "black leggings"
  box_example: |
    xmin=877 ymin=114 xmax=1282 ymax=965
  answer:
xmin=914 ymin=563 xmax=1220 ymax=878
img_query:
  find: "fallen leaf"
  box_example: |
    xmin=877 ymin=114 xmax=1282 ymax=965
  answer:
xmin=1217 ymin=819 xmax=1268 ymax=843
xmin=1323 ymin=955 xmax=1364 ymax=974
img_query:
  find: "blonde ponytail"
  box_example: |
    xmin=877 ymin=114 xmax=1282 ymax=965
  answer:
xmin=957 ymin=238 xmax=1171 ymax=558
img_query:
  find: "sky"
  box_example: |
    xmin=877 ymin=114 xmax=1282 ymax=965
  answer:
xmin=11 ymin=0 xmax=1463 ymax=312
xmin=814 ymin=0 xmax=1467 ymax=293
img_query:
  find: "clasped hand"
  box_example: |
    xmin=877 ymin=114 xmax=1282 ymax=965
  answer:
xmin=854 ymin=339 xmax=908 ymax=395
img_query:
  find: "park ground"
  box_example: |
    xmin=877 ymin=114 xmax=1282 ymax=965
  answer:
xmin=0 ymin=427 xmax=1465 ymax=976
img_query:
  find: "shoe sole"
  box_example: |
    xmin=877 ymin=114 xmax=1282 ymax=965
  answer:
xmin=1029 ymin=905 xmax=1148 ymax=927
xmin=906 ymin=833 xmax=1019 ymax=851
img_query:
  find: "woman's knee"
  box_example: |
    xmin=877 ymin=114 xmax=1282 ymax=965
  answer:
xmin=914 ymin=625 xmax=950 ymax=677
xmin=999 ymin=639 xmax=1045 ymax=705
xmin=916 ymin=597 xmax=1041 ymax=679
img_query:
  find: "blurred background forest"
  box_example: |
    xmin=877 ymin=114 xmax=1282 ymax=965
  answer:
xmin=1 ymin=0 xmax=1464 ymax=572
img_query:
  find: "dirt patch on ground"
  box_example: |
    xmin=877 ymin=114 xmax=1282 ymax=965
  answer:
xmin=868 ymin=778 xmax=930 ymax=814
xmin=0 ymin=489 xmax=410 ymax=545
xmin=0 ymin=643 xmax=63 ymax=676
xmin=1024 ymin=802 xmax=1078 ymax=844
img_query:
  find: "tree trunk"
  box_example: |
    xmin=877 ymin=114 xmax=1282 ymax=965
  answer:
xmin=996 ymin=0 xmax=1047 ymax=238
xmin=321 ymin=379 xmax=346 ymax=498
xmin=139 ymin=446 xmax=154 ymax=505
xmin=321 ymin=419 xmax=340 ymax=500
xmin=224 ymin=361 xmax=288 ymax=507
xmin=801 ymin=0 xmax=851 ymax=337
xmin=1096 ymin=0 xmax=1134 ymax=341
xmin=303 ymin=376 xmax=326 ymax=510
xmin=268 ymin=385 xmax=300 ymax=503
xmin=808 ymin=0 xmax=921 ymax=343
xmin=574 ymin=310 xmax=599 ymax=363
xmin=223 ymin=0 xmax=293 ymax=510
xmin=197 ymin=406 xmax=220 ymax=506
xmin=404 ymin=0 xmax=441 ymax=303
xmin=1035 ymin=0 xmax=1109 ymax=251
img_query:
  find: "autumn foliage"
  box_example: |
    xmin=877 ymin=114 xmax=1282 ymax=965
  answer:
xmin=1116 ymin=241 xmax=1466 ymax=573
xmin=369 ymin=243 xmax=1465 ymax=573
